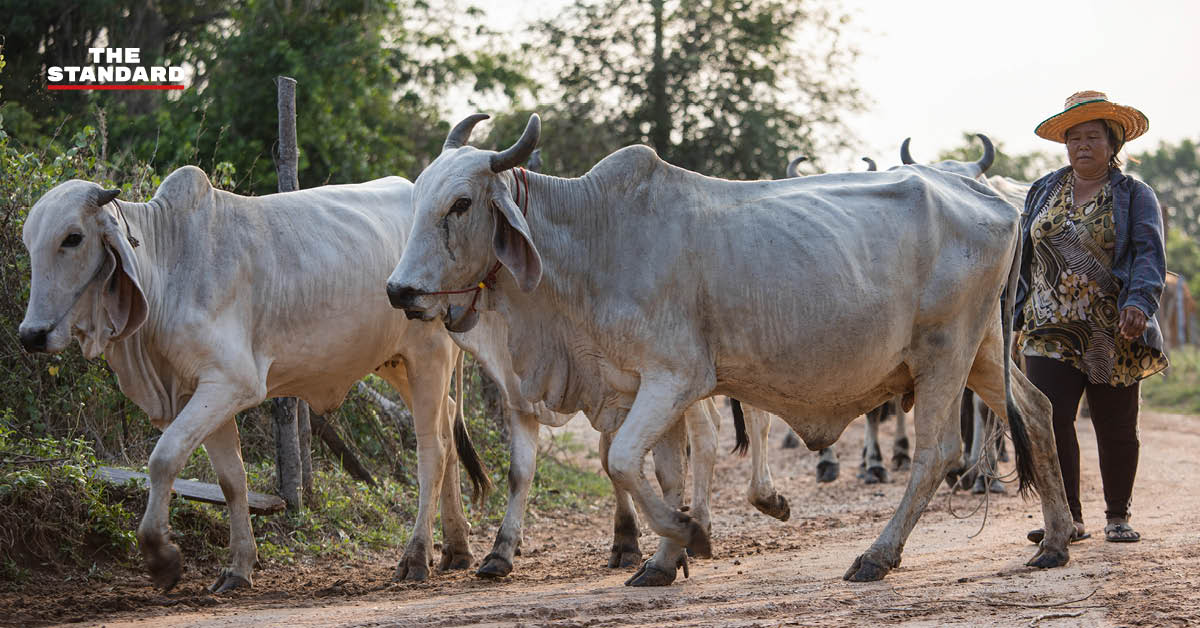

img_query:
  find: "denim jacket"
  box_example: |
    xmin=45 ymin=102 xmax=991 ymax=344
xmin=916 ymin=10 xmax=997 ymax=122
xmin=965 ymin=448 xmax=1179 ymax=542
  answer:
xmin=1013 ymin=165 xmax=1166 ymax=352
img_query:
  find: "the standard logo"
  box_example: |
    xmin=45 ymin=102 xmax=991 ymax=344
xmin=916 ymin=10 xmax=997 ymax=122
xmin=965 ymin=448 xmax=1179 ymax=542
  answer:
xmin=47 ymin=48 xmax=185 ymax=91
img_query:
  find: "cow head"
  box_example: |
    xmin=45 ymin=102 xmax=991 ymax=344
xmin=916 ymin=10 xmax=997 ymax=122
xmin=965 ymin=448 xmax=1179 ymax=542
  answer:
xmin=19 ymin=181 xmax=148 ymax=358
xmin=387 ymin=114 xmax=543 ymax=332
xmin=900 ymin=134 xmax=995 ymax=179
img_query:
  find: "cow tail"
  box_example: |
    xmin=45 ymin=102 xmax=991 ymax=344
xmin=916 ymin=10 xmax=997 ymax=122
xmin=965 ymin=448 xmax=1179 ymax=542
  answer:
xmin=453 ymin=350 xmax=493 ymax=506
xmin=730 ymin=398 xmax=749 ymax=456
xmin=1002 ymin=229 xmax=1036 ymax=499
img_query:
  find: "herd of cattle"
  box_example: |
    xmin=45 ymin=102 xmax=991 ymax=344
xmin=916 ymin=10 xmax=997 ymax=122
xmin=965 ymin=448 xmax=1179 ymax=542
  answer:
xmin=19 ymin=113 xmax=1079 ymax=594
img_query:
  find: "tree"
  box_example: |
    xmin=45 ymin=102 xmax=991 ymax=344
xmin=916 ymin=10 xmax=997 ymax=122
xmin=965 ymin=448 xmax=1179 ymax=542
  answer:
xmin=1130 ymin=138 xmax=1200 ymax=240
xmin=527 ymin=0 xmax=865 ymax=179
xmin=935 ymin=132 xmax=1058 ymax=182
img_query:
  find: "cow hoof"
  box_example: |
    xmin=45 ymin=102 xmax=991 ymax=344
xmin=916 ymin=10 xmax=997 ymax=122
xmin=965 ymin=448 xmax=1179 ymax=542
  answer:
xmin=624 ymin=560 xmax=677 ymax=587
xmin=781 ymin=432 xmax=802 ymax=449
xmin=439 ymin=547 xmax=474 ymax=572
xmin=843 ymin=554 xmax=891 ymax=582
xmin=892 ymin=453 xmax=911 ymax=471
xmin=862 ymin=466 xmax=888 ymax=484
xmin=145 ymin=542 xmax=183 ymax=592
xmin=685 ymin=517 xmax=713 ymax=559
xmin=208 ymin=569 xmax=251 ymax=594
xmin=972 ymin=476 xmax=1006 ymax=494
xmin=476 ymin=552 xmax=513 ymax=578
xmin=395 ymin=551 xmax=432 ymax=582
xmin=816 ymin=461 xmax=840 ymax=483
xmin=1026 ymin=546 xmax=1069 ymax=569
xmin=751 ymin=492 xmax=791 ymax=522
xmin=608 ymin=544 xmax=642 ymax=568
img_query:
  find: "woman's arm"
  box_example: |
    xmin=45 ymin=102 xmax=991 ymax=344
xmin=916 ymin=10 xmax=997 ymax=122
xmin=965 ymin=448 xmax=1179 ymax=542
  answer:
xmin=1121 ymin=181 xmax=1167 ymax=321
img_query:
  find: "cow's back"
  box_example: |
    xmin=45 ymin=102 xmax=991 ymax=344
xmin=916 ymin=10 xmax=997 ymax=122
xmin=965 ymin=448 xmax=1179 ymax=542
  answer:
xmin=584 ymin=163 xmax=1018 ymax=424
xmin=145 ymin=174 xmax=420 ymax=411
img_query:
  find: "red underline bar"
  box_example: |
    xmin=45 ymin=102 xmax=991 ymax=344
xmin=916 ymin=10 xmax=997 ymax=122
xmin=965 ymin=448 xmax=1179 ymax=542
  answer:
xmin=47 ymin=84 xmax=185 ymax=91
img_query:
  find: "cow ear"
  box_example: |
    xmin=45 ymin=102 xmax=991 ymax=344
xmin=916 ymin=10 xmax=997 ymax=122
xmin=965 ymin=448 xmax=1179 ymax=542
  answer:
xmin=490 ymin=189 xmax=542 ymax=293
xmin=99 ymin=214 xmax=148 ymax=341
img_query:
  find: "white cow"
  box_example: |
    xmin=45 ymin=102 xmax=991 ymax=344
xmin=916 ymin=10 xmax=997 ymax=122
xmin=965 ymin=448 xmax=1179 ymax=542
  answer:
xmin=388 ymin=114 xmax=1075 ymax=584
xmin=466 ymin=158 xmax=788 ymax=580
xmin=19 ymin=168 xmax=493 ymax=592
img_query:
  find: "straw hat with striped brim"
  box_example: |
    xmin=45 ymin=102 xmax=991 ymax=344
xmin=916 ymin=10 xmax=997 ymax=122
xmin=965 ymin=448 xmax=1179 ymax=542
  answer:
xmin=1035 ymin=90 xmax=1149 ymax=144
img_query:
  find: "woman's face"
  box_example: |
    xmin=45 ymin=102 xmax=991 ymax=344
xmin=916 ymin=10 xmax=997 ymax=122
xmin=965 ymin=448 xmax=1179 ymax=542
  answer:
xmin=1065 ymin=120 xmax=1115 ymax=176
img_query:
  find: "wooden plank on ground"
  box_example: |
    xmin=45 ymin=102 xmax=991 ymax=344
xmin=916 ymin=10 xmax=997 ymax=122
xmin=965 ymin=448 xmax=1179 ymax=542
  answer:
xmin=94 ymin=466 xmax=287 ymax=515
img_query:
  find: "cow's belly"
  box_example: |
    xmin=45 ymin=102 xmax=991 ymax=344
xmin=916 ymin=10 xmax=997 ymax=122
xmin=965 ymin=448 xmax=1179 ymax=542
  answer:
xmin=715 ymin=359 xmax=914 ymax=450
xmin=261 ymin=307 xmax=418 ymax=413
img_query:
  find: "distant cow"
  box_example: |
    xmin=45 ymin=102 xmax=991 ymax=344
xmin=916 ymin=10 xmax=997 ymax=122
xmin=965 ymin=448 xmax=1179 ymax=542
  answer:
xmin=388 ymin=114 xmax=1074 ymax=584
xmin=1159 ymin=271 xmax=1194 ymax=350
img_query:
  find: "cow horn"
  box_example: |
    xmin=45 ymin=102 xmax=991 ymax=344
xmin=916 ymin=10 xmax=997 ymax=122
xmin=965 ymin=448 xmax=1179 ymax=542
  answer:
xmin=444 ymin=114 xmax=490 ymax=151
xmin=95 ymin=188 xmax=121 ymax=207
xmin=974 ymin=133 xmax=995 ymax=174
xmin=862 ymin=157 xmax=877 ymax=172
xmin=900 ymin=138 xmax=916 ymax=165
xmin=490 ymin=114 xmax=541 ymax=173
xmin=785 ymin=156 xmax=808 ymax=178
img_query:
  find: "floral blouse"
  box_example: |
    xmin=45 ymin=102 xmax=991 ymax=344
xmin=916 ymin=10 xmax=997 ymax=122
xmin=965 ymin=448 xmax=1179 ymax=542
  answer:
xmin=1019 ymin=171 xmax=1168 ymax=386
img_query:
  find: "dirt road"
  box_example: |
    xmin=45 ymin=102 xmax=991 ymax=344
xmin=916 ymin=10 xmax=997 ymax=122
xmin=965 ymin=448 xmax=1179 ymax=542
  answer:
xmin=12 ymin=409 xmax=1200 ymax=627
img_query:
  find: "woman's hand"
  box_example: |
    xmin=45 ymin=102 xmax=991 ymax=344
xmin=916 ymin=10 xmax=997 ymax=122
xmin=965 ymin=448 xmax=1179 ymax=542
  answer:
xmin=1119 ymin=306 xmax=1148 ymax=340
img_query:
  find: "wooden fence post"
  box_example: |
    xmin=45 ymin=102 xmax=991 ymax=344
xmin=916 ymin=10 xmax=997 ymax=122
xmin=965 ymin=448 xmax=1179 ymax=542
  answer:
xmin=271 ymin=75 xmax=309 ymax=511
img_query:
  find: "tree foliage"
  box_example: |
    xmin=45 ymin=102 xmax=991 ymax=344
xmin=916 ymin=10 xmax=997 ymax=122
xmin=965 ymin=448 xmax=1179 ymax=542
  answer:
xmin=1130 ymin=138 xmax=1200 ymax=240
xmin=528 ymin=0 xmax=865 ymax=179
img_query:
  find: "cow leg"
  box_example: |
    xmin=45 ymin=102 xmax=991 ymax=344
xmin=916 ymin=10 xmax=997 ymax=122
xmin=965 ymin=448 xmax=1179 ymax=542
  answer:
xmin=600 ymin=431 xmax=641 ymax=568
xmin=686 ymin=400 xmax=718 ymax=540
xmin=845 ymin=381 xmax=965 ymax=582
xmin=967 ymin=323 xmax=1071 ymax=569
xmin=436 ymin=388 xmax=473 ymax=572
xmin=816 ymin=446 xmax=840 ymax=483
xmin=860 ymin=405 xmax=888 ymax=484
xmin=607 ymin=377 xmax=709 ymax=587
xmin=891 ymin=399 xmax=912 ymax=471
xmin=956 ymin=390 xmax=985 ymax=490
xmin=137 ymin=380 xmax=257 ymax=591
xmin=628 ymin=416 xmax=690 ymax=587
xmin=970 ymin=400 xmax=1005 ymax=494
xmin=478 ymin=408 xmax=539 ymax=578
xmin=945 ymin=391 xmax=975 ymax=488
xmin=743 ymin=405 xmax=789 ymax=521
xmin=378 ymin=342 xmax=463 ymax=582
xmin=203 ymin=419 xmax=256 ymax=593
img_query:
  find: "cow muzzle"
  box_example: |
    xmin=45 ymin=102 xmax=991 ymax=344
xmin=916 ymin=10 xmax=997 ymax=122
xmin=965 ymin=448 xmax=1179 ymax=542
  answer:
xmin=386 ymin=282 xmax=436 ymax=321
xmin=19 ymin=325 xmax=51 ymax=353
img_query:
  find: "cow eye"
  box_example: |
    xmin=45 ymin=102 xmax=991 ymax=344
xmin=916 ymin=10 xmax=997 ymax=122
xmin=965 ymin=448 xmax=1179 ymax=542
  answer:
xmin=450 ymin=198 xmax=471 ymax=214
xmin=62 ymin=233 xmax=84 ymax=248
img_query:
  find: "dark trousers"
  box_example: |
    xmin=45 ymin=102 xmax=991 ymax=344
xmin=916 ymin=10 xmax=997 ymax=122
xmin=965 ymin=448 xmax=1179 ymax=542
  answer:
xmin=1024 ymin=355 xmax=1140 ymax=523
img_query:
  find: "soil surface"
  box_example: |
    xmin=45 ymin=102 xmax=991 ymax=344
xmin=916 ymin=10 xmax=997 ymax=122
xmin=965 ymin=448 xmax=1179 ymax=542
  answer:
xmin=7 ymin=407 xmax=1199 ymax=627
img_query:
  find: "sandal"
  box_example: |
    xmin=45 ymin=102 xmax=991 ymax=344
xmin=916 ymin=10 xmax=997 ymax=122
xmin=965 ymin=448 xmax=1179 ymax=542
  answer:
xmin=1027 ymin=525 xmax=1090 ymax=544
xmin=1104 ymin=521 xmax=1141 ymax=543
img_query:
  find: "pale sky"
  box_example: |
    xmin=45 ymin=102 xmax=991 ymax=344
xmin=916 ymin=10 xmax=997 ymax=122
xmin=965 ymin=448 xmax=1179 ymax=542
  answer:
xmin=481 ymin=0 xmax=1199 ymax=173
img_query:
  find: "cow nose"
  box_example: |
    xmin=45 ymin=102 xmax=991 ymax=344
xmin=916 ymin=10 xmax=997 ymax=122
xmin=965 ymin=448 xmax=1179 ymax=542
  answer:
xmin=386 ymin=283 xmax=422 ymax=310
xmin=19 ymin=326 xmax=49 ymax=353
